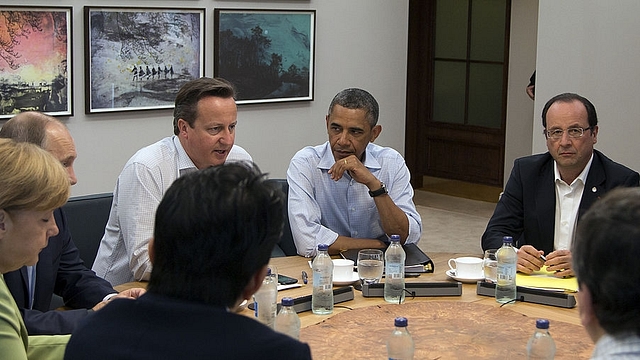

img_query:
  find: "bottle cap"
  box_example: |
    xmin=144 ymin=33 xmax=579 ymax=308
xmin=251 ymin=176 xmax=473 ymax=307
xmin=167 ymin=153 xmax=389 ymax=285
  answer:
xmin=266 ymin=268 xmax=272 ymax=276
xmin=282 ymin=297 xmax=294 ymax=307
xmin=535 ymin=319 xmax=550 ymax=329
xmin=390 ymin=235 xmax=401 ymax=242
xmin=394 ymin=317 xmax=408 ymax=327
xmin=318 ymin=244 xmax=329 ymax=251
xmin=502 ymin=236 xmax=513 ymax=244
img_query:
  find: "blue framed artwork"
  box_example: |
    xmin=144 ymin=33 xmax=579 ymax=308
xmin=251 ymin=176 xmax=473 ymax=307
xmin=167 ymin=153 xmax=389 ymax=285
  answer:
xmin=84 ymin=7 xmax=205 ymax=114
xmin=214 ymin=9 xmax=315 ymax=105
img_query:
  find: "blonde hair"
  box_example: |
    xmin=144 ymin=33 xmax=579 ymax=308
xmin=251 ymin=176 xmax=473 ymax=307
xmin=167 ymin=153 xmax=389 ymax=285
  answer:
xmin=0 ymin=138 xmax=70 ymax=212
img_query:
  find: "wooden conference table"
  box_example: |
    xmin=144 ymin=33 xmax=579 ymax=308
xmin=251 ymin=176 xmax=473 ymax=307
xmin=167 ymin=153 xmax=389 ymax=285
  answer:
xmin=116 ymin=252 xmax=593 ymax=359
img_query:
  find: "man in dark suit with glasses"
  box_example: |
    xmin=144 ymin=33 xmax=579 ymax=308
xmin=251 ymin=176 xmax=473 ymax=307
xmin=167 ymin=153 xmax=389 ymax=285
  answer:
xmin=482 ymin=93 xmax=639 ymax=278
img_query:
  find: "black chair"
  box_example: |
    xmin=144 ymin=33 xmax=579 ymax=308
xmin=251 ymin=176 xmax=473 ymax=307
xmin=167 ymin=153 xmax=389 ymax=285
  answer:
xmin=61 ymin=193 xmax=113 ymax=269
xmin=266 ymin=179 xmax=298 ymax=257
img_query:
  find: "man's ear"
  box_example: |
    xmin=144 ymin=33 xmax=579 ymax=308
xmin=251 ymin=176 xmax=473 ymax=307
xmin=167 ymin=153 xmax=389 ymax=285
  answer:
xmin=240 ymin=265 xmax=268 ymax=301
xmin=148 ymin=237 xmax=155 ymax=265
xmin=177 ymin=119 xmax=189 ymax=137
xmin=370 ymin=124 xmax=382 ymax=142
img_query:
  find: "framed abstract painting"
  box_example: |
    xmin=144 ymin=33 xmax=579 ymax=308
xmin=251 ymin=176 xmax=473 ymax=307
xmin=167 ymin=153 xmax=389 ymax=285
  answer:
xmin=85 ymin=7 xmax=204 ymax=114
xmin=214 ymin=9 xmax=315 ymax=105
xmin=0 ymin=6 xmax=72 ymax=119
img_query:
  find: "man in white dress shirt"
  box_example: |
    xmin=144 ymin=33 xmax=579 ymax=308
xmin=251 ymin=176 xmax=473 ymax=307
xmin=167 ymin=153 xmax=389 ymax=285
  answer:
xmin=93 ymin=77 xmax=252 ymax=285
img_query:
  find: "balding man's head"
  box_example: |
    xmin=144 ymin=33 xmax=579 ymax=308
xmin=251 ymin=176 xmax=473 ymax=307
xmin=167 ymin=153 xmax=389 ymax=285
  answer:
xmin=0 ymin=112 xmax=78 ymax=185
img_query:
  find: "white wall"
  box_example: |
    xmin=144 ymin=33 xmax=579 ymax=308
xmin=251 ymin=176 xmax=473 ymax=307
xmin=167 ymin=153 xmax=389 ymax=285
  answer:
xmin=504 ymin=0 xmax=539 ymax=185
xmin=534 ymin=0 xmax=640 ymax=173
xmin=1 ymin=0 xmax=409 ymax=196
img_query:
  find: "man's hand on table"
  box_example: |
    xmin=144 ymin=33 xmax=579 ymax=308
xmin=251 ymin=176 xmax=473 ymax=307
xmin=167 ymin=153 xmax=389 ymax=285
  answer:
xmin=517 ymin=245 xmax=573 ymax=278
xmin=545 ymin=250 xmax=574 ymax=278
xmin=92 ymin=287 xmax=146 ymax=311
xmin=517 ymin=245 xmax=545 ymax=274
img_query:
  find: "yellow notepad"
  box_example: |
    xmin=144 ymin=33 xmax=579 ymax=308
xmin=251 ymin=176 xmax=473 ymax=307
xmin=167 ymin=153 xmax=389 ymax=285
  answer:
xmin=516 ymin=266 xmax=579 ymax=292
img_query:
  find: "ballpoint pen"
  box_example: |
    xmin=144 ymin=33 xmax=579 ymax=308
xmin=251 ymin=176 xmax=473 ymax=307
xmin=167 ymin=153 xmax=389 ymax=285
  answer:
xmin=301 ymin=270 xmax=308 ymax=284
xmin=539 ymin=254 xmax=547 ymax=262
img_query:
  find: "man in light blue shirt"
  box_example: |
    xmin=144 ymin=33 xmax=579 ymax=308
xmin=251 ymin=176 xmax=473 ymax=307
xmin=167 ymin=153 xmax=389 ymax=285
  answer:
xmin=287 ymin=88 xmax=421 ymax=257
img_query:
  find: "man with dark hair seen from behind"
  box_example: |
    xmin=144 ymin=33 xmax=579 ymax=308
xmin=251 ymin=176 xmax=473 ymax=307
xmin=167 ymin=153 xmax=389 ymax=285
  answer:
xmin=482 ymin=93 xmax=639 ymax=277
xmin=573 ymin=187 xmax=640 ymax=358
xmin=93 ymin=77 xmax=253 ymax=286
xmin=0 ymin=111 xmax=144 ymax=335
xmin=64 ymin=163 xmax=312 ymax=359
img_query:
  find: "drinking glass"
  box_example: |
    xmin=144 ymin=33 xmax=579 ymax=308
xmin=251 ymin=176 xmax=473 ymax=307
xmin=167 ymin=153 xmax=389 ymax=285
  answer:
xmin=357 ymin=249 xmax=384 ymax=284
xmin=483 ymin=249 xmax=498 ymax=283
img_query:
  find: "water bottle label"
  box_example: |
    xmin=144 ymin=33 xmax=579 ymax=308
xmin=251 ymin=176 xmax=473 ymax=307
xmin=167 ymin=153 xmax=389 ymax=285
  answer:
xmin=497 ymin=264 xmax=516 ymax=281
xmin=386 ymin=263 xmax=402 ymax=276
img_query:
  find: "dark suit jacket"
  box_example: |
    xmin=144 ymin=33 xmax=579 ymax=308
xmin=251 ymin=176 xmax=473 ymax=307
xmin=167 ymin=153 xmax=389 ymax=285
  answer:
xmin=4 ymin=208 xmax=116 ymax=335
xmin=482 ymin=150 xmax=640 ymax=252
xmin=64 ymin=292 xmax=312 ymax=360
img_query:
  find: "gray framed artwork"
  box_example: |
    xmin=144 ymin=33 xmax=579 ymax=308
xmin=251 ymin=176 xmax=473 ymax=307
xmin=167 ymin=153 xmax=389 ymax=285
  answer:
xmin=85 ymin=7 xmax=205 ymax=114
xmin=214 ymin=9 xmax=315 ymax=105
xmin=0 ymin=6 xmax=73 ymax=119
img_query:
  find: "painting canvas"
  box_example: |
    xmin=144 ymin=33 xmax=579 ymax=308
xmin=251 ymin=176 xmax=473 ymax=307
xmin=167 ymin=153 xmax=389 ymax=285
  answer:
xmin=85 ymin=7 xmax=204 ymax=114
xmin=214 ymin=9 xmax=315 ymax=105
xmin=0 ymin=7 xmax=72 ymax=120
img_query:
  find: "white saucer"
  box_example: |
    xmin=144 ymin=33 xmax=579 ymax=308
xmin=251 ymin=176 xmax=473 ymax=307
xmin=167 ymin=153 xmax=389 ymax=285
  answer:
xmin=446 ymin=269 xmax=484 ymax=283
xmin=333 ymin=272 xmax=360 ymax=286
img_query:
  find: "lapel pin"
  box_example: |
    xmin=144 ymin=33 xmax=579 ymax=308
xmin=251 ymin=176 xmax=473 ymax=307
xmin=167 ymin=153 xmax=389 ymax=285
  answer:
xmin=592 ymin=187 xmax=597 ymax=193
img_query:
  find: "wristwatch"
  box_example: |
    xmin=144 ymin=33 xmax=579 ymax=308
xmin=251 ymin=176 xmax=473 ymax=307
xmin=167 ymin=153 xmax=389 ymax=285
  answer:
xmin=368 ymin=182 xmax=388 ymax=197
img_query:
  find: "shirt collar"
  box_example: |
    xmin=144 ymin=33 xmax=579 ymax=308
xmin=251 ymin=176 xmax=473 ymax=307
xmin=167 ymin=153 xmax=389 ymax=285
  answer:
xmin=317 ymin=142 xmax=382 ymax=171
xmin=173 ymin=136 xmax=198 ymax=174
xmin=554 ymin=152 xmax=594 ymax=186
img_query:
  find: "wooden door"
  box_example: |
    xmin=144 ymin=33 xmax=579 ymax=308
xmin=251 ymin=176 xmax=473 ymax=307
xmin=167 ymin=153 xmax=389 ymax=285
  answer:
xmin=406 ymin=0 xmax=511 ymax=188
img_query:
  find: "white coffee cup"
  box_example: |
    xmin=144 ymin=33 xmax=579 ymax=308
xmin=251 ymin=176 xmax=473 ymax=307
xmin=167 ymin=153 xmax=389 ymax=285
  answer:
xmin=332 ymin=259 xmax=354 ymax=280
xmin=448 ymin=257 xmax=484 ymax=279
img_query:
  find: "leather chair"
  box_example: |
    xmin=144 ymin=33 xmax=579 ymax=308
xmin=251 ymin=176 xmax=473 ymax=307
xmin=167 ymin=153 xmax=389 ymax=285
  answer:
xmin=61 ymin=193 xmax=113 ymax=268
xmin=266 ymin=179 xmax=298 ymax=257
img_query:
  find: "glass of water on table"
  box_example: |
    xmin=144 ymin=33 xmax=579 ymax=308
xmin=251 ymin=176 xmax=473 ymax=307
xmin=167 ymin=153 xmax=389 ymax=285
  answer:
xmin=357 ymin=249 xmax=384 ymax=285
xmin=483 ymin=249 xmax=498 ymax=283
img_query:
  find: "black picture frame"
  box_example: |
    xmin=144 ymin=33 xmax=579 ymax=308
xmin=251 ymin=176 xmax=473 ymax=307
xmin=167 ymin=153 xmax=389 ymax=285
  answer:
xmin=84 ymin=6 xmax=205 ymax=114
xmin=0 ymin=6 xmax=73 ymax=119
xmin=214 ymin=8 xmax=315 ymax=105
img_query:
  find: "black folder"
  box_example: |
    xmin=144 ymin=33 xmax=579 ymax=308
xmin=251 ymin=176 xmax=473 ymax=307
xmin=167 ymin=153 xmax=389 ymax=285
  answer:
xmin=341 ymin=243 xmax=434 ymax=273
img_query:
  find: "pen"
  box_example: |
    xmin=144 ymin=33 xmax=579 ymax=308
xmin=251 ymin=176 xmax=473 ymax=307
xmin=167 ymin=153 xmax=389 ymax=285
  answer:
xmin=539 ymin=254 xmax=547 ymax=262
xmin=301 ymin=271 xmax=308 ymax=284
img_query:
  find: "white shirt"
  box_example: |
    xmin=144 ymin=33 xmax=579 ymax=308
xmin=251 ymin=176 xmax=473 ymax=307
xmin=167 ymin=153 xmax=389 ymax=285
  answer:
xmin=553 ymin=154 xmax=593 ymax=251
xmin=92 ymin=136 xmax=252 ymax=285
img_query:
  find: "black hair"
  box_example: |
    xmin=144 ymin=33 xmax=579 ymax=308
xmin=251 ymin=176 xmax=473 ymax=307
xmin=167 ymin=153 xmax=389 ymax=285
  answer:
xmin=573 ymin=187 xmax=640 ymax=336
xmin=147 ymin=162 xmax=284 ymax=308
xmin=541 ymin=92 xmax=598 ymax=128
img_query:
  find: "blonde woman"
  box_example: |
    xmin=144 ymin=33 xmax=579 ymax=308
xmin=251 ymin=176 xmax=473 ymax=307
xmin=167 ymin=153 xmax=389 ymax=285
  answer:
xmin=0 ymin=138 xmax=70 ymax=359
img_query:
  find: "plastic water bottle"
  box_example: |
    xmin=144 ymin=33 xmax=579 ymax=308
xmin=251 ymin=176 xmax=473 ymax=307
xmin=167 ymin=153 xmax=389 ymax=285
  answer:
xmin=253 ymin=268 xmax=277 ymax=328
xmin=387 ymin=317 xmax=415 ymax=360
xmin=384 ymin=235 xmax=406 ymax=304
xmin=274 ymin=297 xmax=301 ymax=339
xmin=312 ymin=244 xmax=334 ymax=314
xmin=495 ymin=235 xmax=517 ymax=304
xmin=526 ymin=319 xmax=556 ymax=359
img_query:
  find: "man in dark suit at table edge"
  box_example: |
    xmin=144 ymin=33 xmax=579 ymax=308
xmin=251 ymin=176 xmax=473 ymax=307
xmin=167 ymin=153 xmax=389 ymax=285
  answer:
xmin=482 ymin=93 xmax=639 ymax=278
xmin=64 ymin=163 xmax=312 ymax=359
xmin=0 ymin=112 xmax=145 ymax=335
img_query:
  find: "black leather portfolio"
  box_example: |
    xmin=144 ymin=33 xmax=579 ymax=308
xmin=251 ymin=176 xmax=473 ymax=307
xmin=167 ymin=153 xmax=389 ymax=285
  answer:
xmin=341 ymin=243 xmax=434 ymax=273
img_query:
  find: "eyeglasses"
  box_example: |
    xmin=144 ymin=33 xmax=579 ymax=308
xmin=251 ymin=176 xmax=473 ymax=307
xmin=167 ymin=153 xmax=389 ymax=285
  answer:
xmin=543 ymin=126 xmax=592 ymax=140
